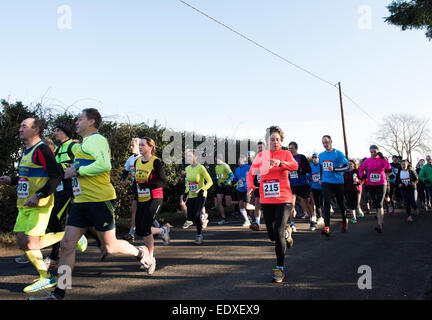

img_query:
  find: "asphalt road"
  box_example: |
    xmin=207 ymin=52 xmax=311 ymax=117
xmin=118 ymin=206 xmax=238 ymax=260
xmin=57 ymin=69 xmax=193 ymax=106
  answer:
xmin=1 ymin=209 xmax=432 ymax=300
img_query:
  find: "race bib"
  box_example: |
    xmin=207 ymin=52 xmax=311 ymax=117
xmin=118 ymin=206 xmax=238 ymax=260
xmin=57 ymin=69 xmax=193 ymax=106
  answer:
xmin=237 ymin=179 xmax=244 ymax=188
xmin=289 ymin=171 xmax=299 ymax=179
xmin=263 ymin=180 xmax=280 ymax=198
xmin=56 ymin=181 xmax=64 ymax=192
xmin=312 ymin=174 xmax=320 ymax=183
xmin=17 ymin=177 xmax=30 ymax=198
xmin=370 ymin=173 xmax=381 ymax=182
xmin=189 ymin=183 xmax=199 ymax=194
xmin=137 ymin=184 xmax=151 ymax=198
xmin=72 ymin=177 xmax=82 ymax=196
xmin=322 ymin=161 xmax=333 ymax=171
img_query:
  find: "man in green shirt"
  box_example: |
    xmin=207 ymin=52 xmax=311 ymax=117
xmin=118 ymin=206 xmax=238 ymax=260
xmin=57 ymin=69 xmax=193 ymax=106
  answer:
xmin=419 ymin=155 xmax=432 ymax=208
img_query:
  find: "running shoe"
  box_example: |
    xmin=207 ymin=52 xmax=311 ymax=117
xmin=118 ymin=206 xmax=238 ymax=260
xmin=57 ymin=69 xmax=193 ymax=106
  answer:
xmin=15 ymin=254 xmax=29 ymax=264
xmin=123 ymin=233 xmax=135 ymax=242
xmin=301 ymin=214 xmax=309 ymax=220
xmin=23 ymin=275 xmax=56 ymax=293
xmin=182 ymin=220 xmax=194 ymax=229
xmin=285 ymin=228 xmax=294 ymax=248
xmin=249 ymin=222 xmax=260 ymax=231
xmin=140 ymin=256 xmax=156 ymax=275
xmin=350 ymin=218 xmax=357 ymax=224
xmin=194 ymin=234 xmax=203 ymax=245
xmin=317 ymin=217 xmax=324 ymax=225
xmin=201 ymin=213 xmax=208 ymax=222
xmin=161 ymin=225 xmax=170 ymax=245
xmin=76 ymin=235 xmax=88 ymax=252
xmin=357 ymin=210 xmax=365 ymax=218
xmin=321 ymin=227 xmax=330 ymax=237
xmin=290 ymin=222 xmax=297 ymax=233
xmin=43 ymin=257 xmax=59 ymax=271
xmin=388 ymin=206 xmax=395 ymax=215
xmin=138 ymin=247 xmax=153 ymax=270
xmin=272 ymin=268 xmax=285 ymax=283
xmin=28 ymin=292 xmax=62 ymax=300
xmin=217 ymin=218 xmax=228 ymax=225
xmin=202 ymin=219 xmax=209 ymax=229
xmin=242 ymin=220 xmax=251 ymax=227
xmin=407 ymin=216 xmax=413 ymax=222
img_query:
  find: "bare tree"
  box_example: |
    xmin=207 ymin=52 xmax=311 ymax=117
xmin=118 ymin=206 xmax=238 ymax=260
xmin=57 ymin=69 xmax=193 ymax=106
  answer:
xmin=375 ymin=113 xmax=431 ymax=162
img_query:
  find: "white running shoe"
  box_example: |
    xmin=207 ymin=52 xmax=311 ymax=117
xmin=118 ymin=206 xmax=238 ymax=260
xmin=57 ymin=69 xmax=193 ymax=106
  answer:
xmin=182 ymin=220 xmax=193 ymax=229
xmin=140 ymin=256 xmax=156 ymax=275
xmin=15 ymin=254 xmax=29 ymax=264
xmin=202 ymin=219 xmax=209 ymax=229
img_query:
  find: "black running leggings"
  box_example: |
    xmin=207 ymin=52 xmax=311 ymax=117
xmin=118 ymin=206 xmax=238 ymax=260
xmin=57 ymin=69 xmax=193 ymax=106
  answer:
xmin=262 ymin=203 xmax=292 ymax=267
xmin=368 ymin=185 xmax=386 ymax=209
xmin=321 ymin=183 xmax=346 ymax=227
xmin=311 ymin=188 xmax=322 ymax=218
xmin=400 ymin=189 xmax=417 ymax=216
xmin=186 ymin=195 xmax=206 ymax=235
xmin=47 ymin=195 xmax=71 ymax=260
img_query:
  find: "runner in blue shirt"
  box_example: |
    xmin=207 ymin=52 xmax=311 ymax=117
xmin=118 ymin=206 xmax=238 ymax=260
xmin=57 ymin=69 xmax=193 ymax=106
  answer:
xmin=319 ymin=135 xmax=350 ymax=237
xmin=288 ymin=142 xmax=315 ymax=231
xmin=234 ymin=155 xmax=251 ymax=227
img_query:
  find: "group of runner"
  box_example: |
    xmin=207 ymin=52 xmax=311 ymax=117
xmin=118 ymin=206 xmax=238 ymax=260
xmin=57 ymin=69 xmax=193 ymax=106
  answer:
xmin=2 ymin=112 xmax=432 ymax=297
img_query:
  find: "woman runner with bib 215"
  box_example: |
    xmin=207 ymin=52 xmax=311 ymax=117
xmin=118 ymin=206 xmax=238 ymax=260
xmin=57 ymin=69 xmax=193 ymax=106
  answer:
xmin=247 ymin=126 xmax=298 ymax=283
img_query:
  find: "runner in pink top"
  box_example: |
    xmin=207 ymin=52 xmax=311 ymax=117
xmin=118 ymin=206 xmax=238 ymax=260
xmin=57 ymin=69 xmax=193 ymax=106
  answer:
xmin=358 ymin=145 xmax=391 ymax=233
xmin=246 ymin=126 xmax=298 ymax=284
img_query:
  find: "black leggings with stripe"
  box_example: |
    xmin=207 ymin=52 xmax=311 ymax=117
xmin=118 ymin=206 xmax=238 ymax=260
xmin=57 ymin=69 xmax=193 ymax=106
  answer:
xmin=262 ymin=203 xmax=292 ymax=267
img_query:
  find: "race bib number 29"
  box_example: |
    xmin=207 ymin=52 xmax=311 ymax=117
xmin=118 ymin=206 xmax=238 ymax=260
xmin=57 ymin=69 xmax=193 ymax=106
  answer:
xmin=263 ymin=180 xmax=280 ymax=198
xmin=17 ymin=177 xmax=30 ymax=198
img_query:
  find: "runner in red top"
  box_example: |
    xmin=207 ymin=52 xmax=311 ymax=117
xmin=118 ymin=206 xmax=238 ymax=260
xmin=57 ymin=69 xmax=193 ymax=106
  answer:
xmin=247 ymin=126 xmax=298 ymax=283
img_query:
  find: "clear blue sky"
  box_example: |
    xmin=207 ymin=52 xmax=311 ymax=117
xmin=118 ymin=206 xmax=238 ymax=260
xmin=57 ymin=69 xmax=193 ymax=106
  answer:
xmin=1 ymin=0 xmax=431 ymax=160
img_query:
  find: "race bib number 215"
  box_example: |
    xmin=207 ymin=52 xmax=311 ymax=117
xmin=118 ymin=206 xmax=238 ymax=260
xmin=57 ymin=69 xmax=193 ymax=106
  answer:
xmin=263 ymin=180 xmax=280 ymax=198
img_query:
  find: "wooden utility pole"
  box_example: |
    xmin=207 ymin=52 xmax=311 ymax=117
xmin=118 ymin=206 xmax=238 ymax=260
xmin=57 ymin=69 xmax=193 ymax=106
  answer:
xmin=338 ymin=82 xmax=349 ymax=158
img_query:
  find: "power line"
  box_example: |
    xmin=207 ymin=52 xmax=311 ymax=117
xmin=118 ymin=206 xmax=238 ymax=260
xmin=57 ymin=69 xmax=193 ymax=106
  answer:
xmin=176 ymin=0 xmax=379 ymax=123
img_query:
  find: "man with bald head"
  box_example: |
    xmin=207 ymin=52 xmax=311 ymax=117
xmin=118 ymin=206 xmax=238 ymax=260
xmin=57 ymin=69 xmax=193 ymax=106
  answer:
xmin=0 ymin=118 xmax=62 ymax=293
